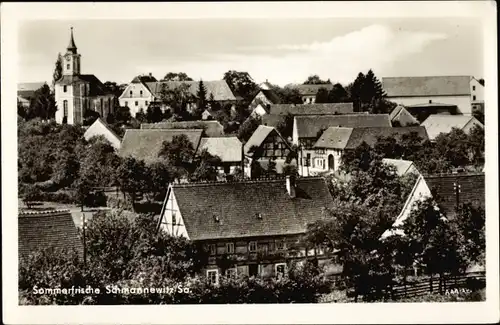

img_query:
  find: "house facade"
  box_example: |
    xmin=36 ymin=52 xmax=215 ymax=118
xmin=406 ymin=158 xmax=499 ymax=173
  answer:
xmin=54 ymin=28 xmax=115 ymax=125
xmin=288 ymin=84 xmax=334 ymax=104
xmin=389 ymin=105 xmax=419 ymax=126
xmin=83 ymin=118 xmax=122 ymax=150
xmin=199 ymin=137 xmax=243 ymax=177
xmin=118 ymin=74 xmax=157 ymax=116
xmin=382 ymin=75 xmax=483 ymax=116
xmin=156 ymin=176 xmax=338 ymax=282
xmin=243 ymin=125 xmax=294 ymax=178
xmin=421 ymin=114 xmax=484 ymax=140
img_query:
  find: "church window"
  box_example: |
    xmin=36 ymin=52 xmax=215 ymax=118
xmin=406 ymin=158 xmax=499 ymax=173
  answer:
xmin=63 ymin=100 xmax=68 ymax=117
xmin=473 ymin=95 xmax=476 ymax=101
xmin=67 ymin=64 xmax=70 ymax=70
xmin=135 ymin=101 xmax=139 ymax=106
xmin=63 ymin=85 xmax=67 ymax=93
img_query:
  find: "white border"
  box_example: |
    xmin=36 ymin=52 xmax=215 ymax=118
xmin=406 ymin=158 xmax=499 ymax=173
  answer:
xmin=2 ymin=2 xmax=498 ymax=324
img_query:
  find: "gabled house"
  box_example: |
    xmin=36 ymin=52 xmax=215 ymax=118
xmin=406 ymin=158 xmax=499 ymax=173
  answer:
xmin=156 ymin=176 xmax=336 ymax=282
xmin=83 ymin=118 xmax=122 ymax=150
xmin=382 ymin=172 xmax=485 ymax=238
xmin=249 ymin=89 xmax=282 ymax=117
xmin=140 ymin=120 xmax=225 ymax=137
xmin=289 ymin=84 xmax=334 ymax=104
xmin=118 ymin=74 xmax=157 ymax=116
xmin=389 ymin=105 xmax=419 ymax=127
xmin=382 ymin=75 xmax=481 ymax=116
xmin=421 ymin=114 xmax=484 ymax=141
xmin=201 ymin=109 xmax=214 ymax=120
xmin=119 ymin=129 xmax=203 ymax=163
xmin=303 ymin=126 xmax=428 ymax=176
xmin=243 ymin=125 xmax=294 ymax=178
xmin=382 ymin=158 xmax=420 ymax=177
xmin=199 ymin=137 xmax=243 ymax=176
xmin=18 ymin=209 xmax=84 ymax=260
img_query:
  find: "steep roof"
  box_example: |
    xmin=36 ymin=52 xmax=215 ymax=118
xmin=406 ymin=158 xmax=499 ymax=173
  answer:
xmin=18 ymin=210 xmax=84 ymax=259
xmin=389 ymin=105 xmax=420 ymax=125
xmin=421 ymin=114 xmax=483 ymax=140
xmin=295 ymin=114 xmax=391 ymax=139
xmin=260 ymin=89 xmax=282 ymax=105
xmin=145 ymin=80 xmax=237 ymax=101
xmin=131 ymin=74 xmax=157 ymax=84
xmin=169 ymin=177 xmax=333 ymax=240
xmin=383 ymin=76 xmax=472 ymax=97
xmin=382 ymin=158 xmax=417 ymax=176
xmin=291 ymin=84 xmax=334 ymax=96
xmin=56 ymin=74 xmax=111 ymax=96
xmin=120 ymin=129 xmax=203 ymax=162
xmin=269 ymin=103 xmax=354 ymax=116
xmin=199 ymin=137 xmax=242 ymax=162
xmin=425 ymin=173 xmax=485 ymax=220
xmin=389 ymin=105 xmax=404 ymax=120
xmin=314 ymin=126 xmax=428 ymax=150
xmin=84 ymin=118 xmax=122 ymax=149
xmin=244 ymin=125 xmax=290 ymax=156
xmin=141 ymin=120 xmax=224 ymax=137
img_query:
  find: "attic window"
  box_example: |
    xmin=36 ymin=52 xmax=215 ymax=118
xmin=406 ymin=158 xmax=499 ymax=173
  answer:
xmin=473 ymin=86 xmax=476 ymax=91
xmin=130 ymin=90 xmax=133 ymax=96
xmin=213 ymin=214 xmax=220 ymax=223
xmin=140 ymin=90 xmax=143 ymax=96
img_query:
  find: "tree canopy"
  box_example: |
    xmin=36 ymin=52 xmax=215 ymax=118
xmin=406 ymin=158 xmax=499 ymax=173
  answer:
xmin=162 ymin=72 xmax=193 ymax=82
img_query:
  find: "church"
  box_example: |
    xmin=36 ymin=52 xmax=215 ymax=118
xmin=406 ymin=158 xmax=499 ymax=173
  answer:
xmin=55 ymin=28 xmax=115 ymax=125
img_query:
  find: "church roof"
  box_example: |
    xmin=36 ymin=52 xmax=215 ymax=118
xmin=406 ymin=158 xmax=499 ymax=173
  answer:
xmin=56 ymin=74 xmax=111 ymax=96
xmin=67 ymin=28 xmax=78 ymax=54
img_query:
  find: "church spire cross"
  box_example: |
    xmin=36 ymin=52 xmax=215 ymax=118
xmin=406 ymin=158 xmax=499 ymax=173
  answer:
xmin=67 ymin=27 xmax=78 ymax=54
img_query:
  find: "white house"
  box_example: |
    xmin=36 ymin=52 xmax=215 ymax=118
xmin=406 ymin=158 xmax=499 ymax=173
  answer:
xmin=421 ymin=114 xmax=484 ymax=140
xmin=382 ymin=75 xmax=484 ymax=116
xmin=83 ymin=118 xmax=122 ymax=150
xmin=382 ymin=158 xmax=420 ymax=177
xmin=118 ymin=74 xmax=157 ymax=116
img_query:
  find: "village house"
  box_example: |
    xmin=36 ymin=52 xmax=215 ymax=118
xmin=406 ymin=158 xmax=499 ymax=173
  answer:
xmin=18 ymin=209 xmax=84 ymax=260
xmin=54 ymin=28 xmax=116 ymax=125
xmin=382 ymin=75 xmax=484 ymax=118
xmin=140 ymin=120 xmax=225 ymax=137
xmin=156 ymin=176 xmax=339 ymax=283
xmin=83 ymin=118 xmax=122 ymax=150
xmin=249 ymin=86 xmax=282 ymax=117
xmin=382 ymin=158 xmax=421 ymax=177
xmin=243 ymin=125 xmax=294 ymax=178
xmin=17 ymin=82 xmax=47 ymax=109
xmin=119 ymin=79 xmax=238 ymax=117
xmin=288 ymin=84 xmax=334 ymax=104
xmin=198 ymin=137 xmax=243 ymax=176
xmin=382 ymin=172 xmax=485 ymax=239
xmin=292 ymin=114 xmax=392 ymax=176
xmin=389 ymin=105 xmax=419 ymax=127
xmin=421 ymin=114 xmax=484 ymax=141
xmin=201 ymin=109 xmax=214 ymax=120
xmin=304 ymin=126 xmax=428 ymax=176
xmin=117 ymin=74 xmax=157 ymax=115
xmin=119 ymin=129 xmax=203 ymax=163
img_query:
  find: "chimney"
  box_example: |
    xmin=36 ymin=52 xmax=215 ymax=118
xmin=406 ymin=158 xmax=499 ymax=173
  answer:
xmin=149 ymin=72 xmax=152 ymax=77
xmin=286 ymin=175 xmax=296 ymax=198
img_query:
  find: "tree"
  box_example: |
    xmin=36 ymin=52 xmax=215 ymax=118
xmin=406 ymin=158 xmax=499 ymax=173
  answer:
xmin=115 ymin=157 xmax=148 ymax=204
xmin=191 ymin=149 xmax=222 ymax=182
xmin=83 ymin=109 xmax=100 ymax=126
xmin=314 ymin=87 xmax=331 ymax=104
xmin=276 ymin=113 xmax=294 ymax=140
xmin=26 ymin=84 xmax=57 ymax=120
xmin=467 ymin=125 xmax=485 ymax=167
xmin=222 ymin=70 xmax=259 ymax=103
xmin=472 ymin=110 xmax=484 ymax=125
xmin=135 ymin=109 xmax=147 ymax=123
xmin=453 ymin=203 xmax=485 ymax=266
xmin=237 ymin=116 xmax=261 ymax=142
xmin=158 ymin=134 xmax=196 ymax=182
xmin=328 ymin=83 xmax=350 ymax=103
xmin=158 ymin=82 xmax=194 ymax=118
xmin=22 ymin=184 xmax=42 ymax=209
xmin=272 ymin=85 xmax=303 ymax=104
xmin=303 ymin=75 xmax=331 ymax=85
xmin=104 ymin=81 xmax=127 ymax=98
xmin=434 ymin=128 xmax=471 ymax=167
xmin=146 ymin=105 xmax=163 ymax=123
xmin=162 ymin=72 xmax=193 ymax=82
xmin=348 ymin=72 xmax=365 ymax=111
xmin=114 ymin=106 xmax=132 ymax=126
xmin=147 ymin=161 xmax=171 ymax=200
xmin=195 ymin=80 xmax=208 ymax=118
xmin=52 ymin=53 xmax=63 ymax=89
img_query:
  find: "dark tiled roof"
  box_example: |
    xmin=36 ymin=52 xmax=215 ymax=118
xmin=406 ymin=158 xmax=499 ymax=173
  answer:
xmin=261 ymin=89 xmax=282 ymax=104
xmin=424 ymin=173 xmax=485 ymax=219
xmin=56 ymin=74 xmax=111 ymax=96
xmin=291 ymin=84 xmax=334 ymax=96
xmin=295 ymin=114 xmax=391 ymax=139
xmin=244 ymin=125 xmax=290 ymax=156
xmin=171 ymin=177 xmax=333 ymax=240
xmin=383 ymin=76 xmax=471 ymax=97
xmin=141 ymin=120 xmax=224 ymax=137
xmin=18 ymin=210 xmax=84 ymax=259
xmin=269 ymin=103 xmax=354 ymax=116
xmin=145 ymin=80 xmax=237 ymax=101
xmin=131 ymin=75 xmax=157 ymax=84
xmin=344 ymin=126 xmax=429 ymax=149
xmin=314 ymin=127 xmax=353 ymax=149
xmin=262 ymin=114 xmax=285 ymax=128
xmin=119 ymin=129 xmax=203 ymax=163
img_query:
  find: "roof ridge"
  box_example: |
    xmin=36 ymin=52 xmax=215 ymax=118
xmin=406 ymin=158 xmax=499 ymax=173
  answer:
xmin=172 ymin=176 xmax=325 ymax=188
xmin=383 ymin=75 xmax=473 ymax=79
xmin=423 ymin=172 xmax=485 ymax=178
xmin=19 ymin=209 xmax=71 ymax=216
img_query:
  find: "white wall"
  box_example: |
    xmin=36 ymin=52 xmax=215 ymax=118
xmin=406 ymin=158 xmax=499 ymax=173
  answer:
xmin=463 ymin=118 xmax=484 ymax=133
xmin=298 ymin=148 xmax=342 ymax=176
xmin=118 ymin=83 xmax=155 ymax=117
xmin=470 ymin=79 xmax=484 ymax=102
xmin=84 ymin=120 xmax=121 ymax=150
xmin=55 ymin=84 xmax=75 ymax=124
xmin=388 ymin=95 xmax=472 ymax=115
xmin=159 ymin=190 xmax=190 ymax=239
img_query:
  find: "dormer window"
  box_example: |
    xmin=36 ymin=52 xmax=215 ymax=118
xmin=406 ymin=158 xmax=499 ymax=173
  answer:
xmin=473 ymin=85 xmax=476 ymax=91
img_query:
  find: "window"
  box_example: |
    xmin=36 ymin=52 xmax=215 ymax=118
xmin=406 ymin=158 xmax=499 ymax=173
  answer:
xmin=429 ymin=100 xmax=432 ymax=104
xmin=135 ymin=101 xmax=139 ymax=106
xmin=140 ymin=90 xmax=143 ymax=96
xmin=63 ymin=85 xmax=67 ymax=93
xmin=275 ymin=263 xmax=287 ymax=279
xmin=276 ymin=240 xmax=286 ymax=251
xmin=63 ymin=100 xmax=68 ymax=117
xmin=248 ymin=241 xmax=257 ymax=252
xmin=209 ymin=243 xmax=216 ymax=255
xmin=172 ymin=212 xmax=177 ymax=225
xmin=315 ymin=148 xmax=325 ymax=154
xmin=226 ymin=242 xmax=234 ymax=254
xmin=225 ymin=268 xmax=237 ymax=280
xmin=207 ymin=269 xmax=219 ymax=285
xmin=145 ymin=101 xmax=148 ymax=106
xmin=66 ymin=64 xmax=70 ymax=70
xmin=473 ymin=95 xmax=476 ymax=101
xmin=305 ymin=153 xmax=311 ymax=167
xmin=224 ymin=164 xmax=230 ymax=174
xmin=130 ymin=90 xmax=133 ymax=96
xmin=473 ymin=85 xmax=476 ymax=91
xmin=125 ymin=101 xmax=128 ymax=107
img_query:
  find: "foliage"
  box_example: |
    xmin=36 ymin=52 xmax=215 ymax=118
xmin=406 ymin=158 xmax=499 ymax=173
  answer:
xmin=190 ymin=149 xmax=222 ymax=182
xmin=158 ymin=134 xmax=195 ymax=181
xmin=453 ymin=203 xmax=485 ymax=266
xmin=346 ymin=69 xmax=386 ymax=112
xmin=146 ymin=105 xmax=163 ymax=123
xmin=162 ymin=72 xmax=193 ymax=81
xmin=135 ymin=108 xmax=147 ymax=123
xmin=196 ymin=80 xmax=208 ymax=116
xmin=271 ymin=85 xmax=303 ymax=104
xmin=434 ymin=128 xmax=471 ymax=168
xmin=158 ymin=82 xmax=194 ymax=118
xmin=223 ymin=70 xmax=259 ymax=103
xmin=267 ymin=157 xmax=277 ymax=176
xmin=115 ymin=157 xmax=148 ymax=204
xmin=303 ymin=75 xmax=331 ymax=85
xmin=237 ymin=115 xmax=261 ymax=142
xmin=22 ymin=184 xmax=42 ymax=208
xmin=52 ymin=53 xmax=63 ymax=89
xmin=314 ymin=87 xmax=331 ymax=103
xmin=25 ymin=84 xmax=57 ymax=120
xmin=83 ymin=109 xmax=100 ymax=126
xmin=328 ymin=83 xmax=350 ymax=103
xmin=275 ymin=113 xmax=294 ymax=139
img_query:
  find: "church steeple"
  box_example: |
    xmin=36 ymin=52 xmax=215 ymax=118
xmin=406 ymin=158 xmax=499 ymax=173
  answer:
xmin=67 ymin=27 xmax=77 ymax=54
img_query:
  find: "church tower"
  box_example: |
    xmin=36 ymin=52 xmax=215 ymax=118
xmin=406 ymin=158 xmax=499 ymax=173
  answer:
xmin=63 ymin=27 xmax=81 ymax=76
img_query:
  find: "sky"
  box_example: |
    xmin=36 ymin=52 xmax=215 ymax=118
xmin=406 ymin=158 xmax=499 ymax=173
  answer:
xmin=18 ymin=18 xmax=484 ymax=86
